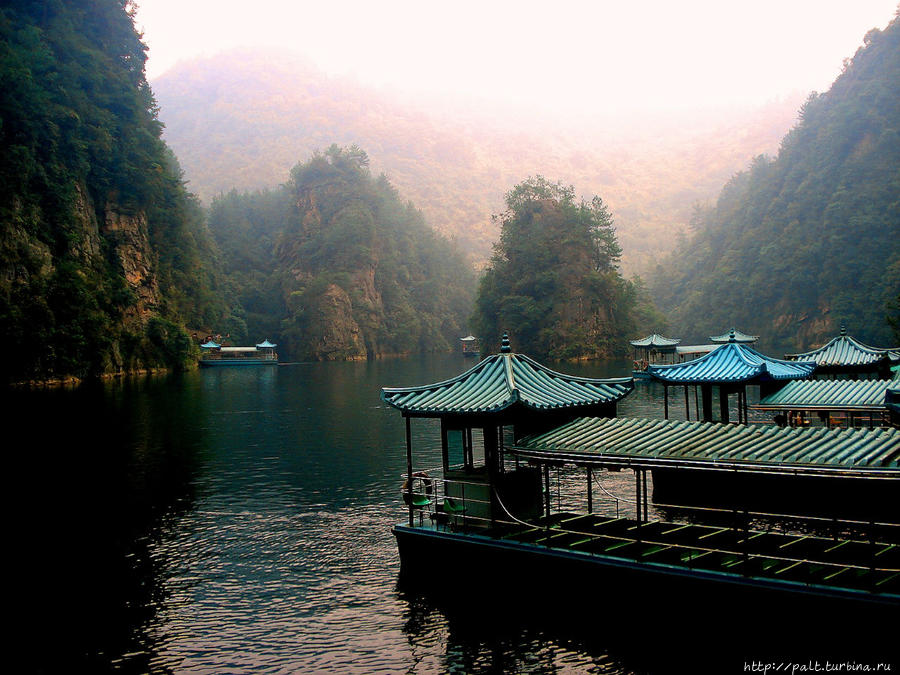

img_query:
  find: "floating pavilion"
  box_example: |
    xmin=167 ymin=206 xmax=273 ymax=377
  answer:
xmin=381 ymin=333 xmax=634 ymax=527
xmin=785 ymin=325 xmax=900 ymax=378
xmin=647 ymin=332 xmax=816 ymax=423
xmin=629 ymin=333 xmax=680 ymax=377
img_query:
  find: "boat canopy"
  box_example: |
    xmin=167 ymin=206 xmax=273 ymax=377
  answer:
xmin=710 ymin=328 xmax=758 ymax=344
xmin=675 ymin=344 xmax=718 ymax=357
xmin=630 ymin=334 xmax=680 ymax=349
xmin=785 ymin=325 xmax=899 ymax=368
xmin=752 ymin=378 xmax=896 ymax=412
xmin=648 ymin=340 xmax=815 ymax=384
xmin=512 ymin=416 xmax=900 ymax=478
xmin=220 ymin=347 xmax=259 ymax=353
xmin=381 ymin=335 xmax=633 ymax=417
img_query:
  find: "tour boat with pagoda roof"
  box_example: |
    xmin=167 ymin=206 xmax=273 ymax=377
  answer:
xmin=199 ymin=339 xmax=278 ymax=367
xmin=785 ymin=324 xmax=900 ymax=378
xmin=381 ymin=333 xmax=899 ymax=621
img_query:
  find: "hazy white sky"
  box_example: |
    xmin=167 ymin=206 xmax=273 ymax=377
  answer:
xmin=135 ymin=0 xmax=899 ymax=113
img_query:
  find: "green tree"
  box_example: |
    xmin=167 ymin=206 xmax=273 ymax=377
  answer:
xmin=473 ymin=176 xmax=644 ymax=359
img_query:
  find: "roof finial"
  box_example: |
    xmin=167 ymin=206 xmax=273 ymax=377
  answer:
xmin=728 ymin=328 xmax=736 ymax=343
xmin=840 ymin=322 xmax=847 ymax=336
xmin=500 ymin=332 xmax=512 ymax=353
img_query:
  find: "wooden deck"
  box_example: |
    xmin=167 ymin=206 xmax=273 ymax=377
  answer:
xmin=488 ymin=512 xmax=900 ymax=598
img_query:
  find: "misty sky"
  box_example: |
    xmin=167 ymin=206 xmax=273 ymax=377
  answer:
xmin=136 ymin=0 xmax=899 ymax=115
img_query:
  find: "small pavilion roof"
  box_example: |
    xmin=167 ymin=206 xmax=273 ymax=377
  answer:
xmin=381 ymin=336 xmax=633 ymax=417
xmin=460 ymin=335 xmax=478 ymax=342
xmin=256 ymin=339 xmax=277 ymax=348
xmin=630 ymin=334 xmax=681 ymax=348
xmin=710 ymin=328 xmax=759 ymax=344
xmin=648 ymin=340 xmax=815 ymax=384
xmin=785 ymin=326 xmax=899 ymax=368
xmin=200 ymin=341 xmax=220 ymax=349
xmin=512 ymin=416 xmax=900 ymax=477
xmin=752 ymin=378 xmax=896 ymax=412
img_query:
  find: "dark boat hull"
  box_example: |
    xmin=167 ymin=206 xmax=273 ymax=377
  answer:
xmin=393 ymin=524 xmax=898 ymax=613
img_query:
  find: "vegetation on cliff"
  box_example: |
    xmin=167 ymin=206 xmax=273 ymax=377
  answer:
xmin=650 ymin=15 xmax=900 ymax=352
xmin=473 ymin=177 xmax=665 ymax=359
xmin=207 ymin=145 xmax=476 ymax=360
xmin=0 ymin=0 xmax=231 ymax=382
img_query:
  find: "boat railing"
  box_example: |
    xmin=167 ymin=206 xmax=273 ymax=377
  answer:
xmin=488 ymin=491 xmax=900 ymax=594
xmin=400 ymin=470 xmax=493 ymax=529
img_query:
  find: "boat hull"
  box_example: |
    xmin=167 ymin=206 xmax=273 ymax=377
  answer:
xmin=393 ymin=523 xmax=898 ymax=614
xmin=199 ymin=359 xmax=278 ymax=367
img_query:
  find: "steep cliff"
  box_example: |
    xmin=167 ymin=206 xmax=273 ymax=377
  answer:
xmin=0 ymin=1 xmax=228 ymax=382
xmin=208 ymin=145 xmax=476 ymax=361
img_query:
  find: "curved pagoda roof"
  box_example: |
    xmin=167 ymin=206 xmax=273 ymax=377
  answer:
xmin=256 ymin=339 xmax=277 ymax=348
xmin=648 ymin=340 xmax=815 ymax=384
xmin=630 ymin=334 xmax=680 ymax=348
xmin=200 ymin=341 xmax=220 ymax=349
xmin=710 ymin=328 xmax=759 ymax=344
xmin=785 ymin=326 xmax=900 ymax=368
xmin=381 ymin=338 xmax=633 ymax=417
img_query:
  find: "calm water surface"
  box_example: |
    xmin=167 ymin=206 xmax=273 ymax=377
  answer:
xmin=9 ymin=356 xmax=892 ymax=673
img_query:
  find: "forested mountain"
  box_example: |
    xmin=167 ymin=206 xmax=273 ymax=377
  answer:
xmin=473 ymin=177 xmax=665 ymax=359
xmin=0 ymin=0 xmax=230 ymax=383
xmin=151 ymin=49 xmax=802 ymax=273
xmin=651 ymin=14 xmax=900 ymax=352
xmin=208 ymin=145 xmax=476 ymax=361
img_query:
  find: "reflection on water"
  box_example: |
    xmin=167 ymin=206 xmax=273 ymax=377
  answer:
xmin=9 ymin=355 xmax=891 ymax=673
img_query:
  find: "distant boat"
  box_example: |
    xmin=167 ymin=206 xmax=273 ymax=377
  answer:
xmin=460 ymin=335 xmax=480 ymax=357
xmin=199 ymin=339 xmax=278 ymax=367
xmin=628 ymin=333 xmax=680 ymax=378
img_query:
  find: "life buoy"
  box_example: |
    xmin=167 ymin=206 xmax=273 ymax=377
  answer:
xmin=402 ymin=471 xmax=433 ymax=496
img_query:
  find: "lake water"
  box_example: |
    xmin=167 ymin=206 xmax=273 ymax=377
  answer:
xmin=9 ymin=356 xmax=895 ymax=673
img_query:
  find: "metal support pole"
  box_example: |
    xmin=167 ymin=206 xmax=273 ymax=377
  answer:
xmin=635 ymin=469 xmax=640 ymax=523
xmin=684 ymin=385 xmax=690 ymax=420
xmin=643 ymin=470 xmax=649 ymax=521
xmin=587 ymin=466 xmax=593 ymax=514
xmin=544 ymin=463 xmax=551 ymax=520
xmin=405 ymin=416 xmax=413 ymax=527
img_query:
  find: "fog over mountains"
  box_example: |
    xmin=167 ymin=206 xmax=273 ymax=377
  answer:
xmin=152 ymin=48 xmax=805 ymax=273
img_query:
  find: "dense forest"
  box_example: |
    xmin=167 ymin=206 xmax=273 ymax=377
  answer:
xmin=207 ymin=145 xmax=476 ymax=360
xmin=0 ymin=0 xmax=231 ymax=383
xmin=651 ymin=14 xmax=900 ymax=352
xmin=4 ymin=0 xmax=898 ymax=380
xmin=473 ymin=177 xmax=665 ymax=359
xmin=151 ymin=49 xmax=802 ymax=274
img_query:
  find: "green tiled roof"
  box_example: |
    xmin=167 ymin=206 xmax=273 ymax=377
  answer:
xmin=753 ymin=378 xmax=896 ymax=411
xmin=709 ymin=328 xmax=759 ymax=343
xmin=630 ymin=334 xmax=680 ymax=348
xmin=381 ymin=353 xmax=633 ymax=416
xmin=648 ymin=341 xmax=815 ymax=384
xmin=513 ymin=416 xmax=900 ymax=477
xmin=786 ymin=327 xmax=899 ymax=368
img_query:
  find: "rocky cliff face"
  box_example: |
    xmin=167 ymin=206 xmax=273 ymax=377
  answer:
xmin=305 ymin=284 xmax=367 ymax=360
xmin=102 ymin=205 xmax=160 ymax=328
